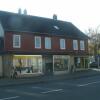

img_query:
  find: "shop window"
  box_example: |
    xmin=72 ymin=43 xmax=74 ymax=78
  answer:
xmin=13 ymin=55 xmax=42 ymax=74
xmin=54 ymin=55 xmax=68 ymax=71
xmin=60 ymin=39 xmax=66 ymax=49
xmin=73 ymin=40 xmax=78 ymax=50
xmin=13 ymin=35 xmax=21 ymax=48
xmin=74 ymin=57 xmax=81 ymax=68
xmin=45 ymin=37 xmax=51 ymax=49
xmin=35 ymin=36 xmax=41 ymax=48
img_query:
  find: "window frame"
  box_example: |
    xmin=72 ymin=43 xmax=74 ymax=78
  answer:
xmin=73 ymin=40 xmax=78 ymax=50
xmin=80 ymin=40 xmax=85 ymax=50
xmin=45 ymin=37 xmax=51 ymax=49
xmin=13 ymin=35 xmax=21 ymax=48
xmin=60 ymin=39 xmax=66 ymax=49
xmin=35 ymin=36 xmax=41 ymax=49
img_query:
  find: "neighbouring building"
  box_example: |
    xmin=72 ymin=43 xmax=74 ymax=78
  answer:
xmin=0 ymin=11 xmax=89 ymax=78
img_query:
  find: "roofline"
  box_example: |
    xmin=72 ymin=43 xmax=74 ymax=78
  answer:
xmin=5 ymin=30 xmax=88 ymax=39
xmin=0 ymin=10 xmax=88 ymax=39
xmin=0 ymin=10 xmax=71 ymax=24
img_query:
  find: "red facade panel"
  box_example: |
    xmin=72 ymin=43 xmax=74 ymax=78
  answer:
xmin=4 ymin=32 xmax=13 ymax=50
xmin=67 ymin=39 xmax=72 ymax=50
xmin=52 ymin=36 xmax=59 ymax=51
xmin=21 ymin=33 xmax=34 ymax=51
xmin=4 ymin=32 xmax=88 ymax=54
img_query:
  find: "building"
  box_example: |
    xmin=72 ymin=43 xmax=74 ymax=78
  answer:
xmin=0 ymin=11 xmax=89 ymax=78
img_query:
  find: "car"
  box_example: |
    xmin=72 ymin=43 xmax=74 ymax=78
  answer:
xmin=90 ymin=62 xmax=100 ymax=68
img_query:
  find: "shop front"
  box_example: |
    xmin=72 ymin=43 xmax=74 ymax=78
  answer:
xmin=13 ymin=55 xmax=43 ymax=75
xmin=53 ymin=55 xmax=70 ymax=74
xmin=74 ymin=57 xmax=89 ymax=70
xmin=43 ymin=55 xmax=53 ymax=75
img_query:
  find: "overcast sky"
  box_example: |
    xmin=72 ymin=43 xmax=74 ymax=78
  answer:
xmin=0 ymin=0 xmax=100 ymax=32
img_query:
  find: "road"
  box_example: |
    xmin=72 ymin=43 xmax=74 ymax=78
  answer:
xmin=0 ymin=75 xmax=100 ymax=100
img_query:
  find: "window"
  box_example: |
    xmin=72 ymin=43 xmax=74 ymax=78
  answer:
xmin=80 ymin=40 xmax=85 ymax=50
xmin=53 ymin=26 xmax=59 ymax=30
xmin=45 ymin=37 xmax=51 ymax=49
xmin=35 ymin=36 xmax=41 ymax=48
xmin=13 ymin=55 xmax=43 ymax=74
xmin=13 ymin=35 xmax=21 ymax=48
xmin=60 ymin=39 xmax=66 ymax=49
xmin=54 ymin=55 xmax=69 ymax=71
xmin=73 ymin=40 xmax=78 ymax=50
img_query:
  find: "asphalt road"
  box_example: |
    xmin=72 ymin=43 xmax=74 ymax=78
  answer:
xmin=1 ymin=75 xmax=100 ymax=100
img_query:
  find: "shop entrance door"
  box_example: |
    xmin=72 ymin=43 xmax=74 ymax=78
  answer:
xmin=44 ymin=55 xmax=53 ymax=75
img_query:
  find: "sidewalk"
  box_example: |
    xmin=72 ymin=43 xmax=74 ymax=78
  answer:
xmin=0 ymin=69 xmax=100 ymax=87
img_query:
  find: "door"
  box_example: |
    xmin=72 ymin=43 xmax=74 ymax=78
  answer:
xmin=44 ymin=55 xmax=53 ymax=75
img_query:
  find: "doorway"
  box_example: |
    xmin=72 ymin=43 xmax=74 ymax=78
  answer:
xmin=43 ymin=55 xmax=53 ymax=75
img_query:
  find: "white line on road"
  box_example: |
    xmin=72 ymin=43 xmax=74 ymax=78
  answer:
xmin=0 ymin=96 xmax=20 ymax=100
xmin=78 ymin=81 xmax=100 ymax=87
xmin=32 ymin=86 xmax=54 ymax=90
xmin=41 ymin=89 xmax=63 ymax=94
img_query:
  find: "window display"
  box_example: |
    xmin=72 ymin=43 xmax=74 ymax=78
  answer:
xmin=54 ymin=55 xmax=69 ymax=71
xmin=13 ymin=55 xmax=42 ymax=74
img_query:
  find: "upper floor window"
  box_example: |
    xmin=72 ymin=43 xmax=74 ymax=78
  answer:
xmin=60 ymin=39 xmax=66 ymax=49
xmin=45 ymin=37 xmax=51 ymax=49
xmin=13 ymin=35 xmax=21 ymax=48
xmin=73 ymin=40 xmax=78 ymax=50
xmin=80 ymin=40 xmax=85 ymax=50
xmin=35 ymin=36 xmax=41 ymax=48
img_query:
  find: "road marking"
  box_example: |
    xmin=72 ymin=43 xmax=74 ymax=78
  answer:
xmin=0 ymin=96 xmax=20 ymax=100
xmin=78 ymin=81 xmax=100 ymax=87
xmin=32 ymin=86 xmax=54 ymax=90
xmin=54 ymin=82 xmax=76 ymax=86
xmin=41 ymin=89 xmax=63 ymax=94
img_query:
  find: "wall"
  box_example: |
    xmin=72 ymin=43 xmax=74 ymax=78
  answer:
xmin=0 ymin=56 xmax=3 ymax=77
xmin=69 ymin=56 xmax=75 ymax=72
xmin=4 ymin=32 xmax=88 ymax=55
xmin=3 ymin=55 xmax=13 ymax=77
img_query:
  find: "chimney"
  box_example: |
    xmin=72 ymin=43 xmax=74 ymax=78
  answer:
xmin=23 ymin=9 xmax=27 ymax=15
xmin=53 ymin=14 xmax=57 ymax=20
xmin=18 ymin=8 xmax=22 ymax=14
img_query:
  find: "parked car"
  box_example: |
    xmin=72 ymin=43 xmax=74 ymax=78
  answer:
xmin=90 ymin=62 xmax=99 ymax=68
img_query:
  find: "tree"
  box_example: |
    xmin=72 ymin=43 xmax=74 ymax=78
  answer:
xmin=87 ymin=28 xmax=100 ymax=56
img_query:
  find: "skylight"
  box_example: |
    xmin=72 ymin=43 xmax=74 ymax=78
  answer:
xmin=53 ymin=26 xmax=59 ymax=30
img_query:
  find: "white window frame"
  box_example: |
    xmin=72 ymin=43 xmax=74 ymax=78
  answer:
xmin=35 ymin=36 xmax=41 ymax=48
xmin=45 ymin=37 xmax=51 ymax=49
xmin=13 ymin=35 xmax=21 ymax=48
xmin=80 ymin=40 xmax=85 ymax=50
xmin=73 ymin=40 xmax=78 ymax=50
xmin=60 ymin=39 xmax=66 ymax=49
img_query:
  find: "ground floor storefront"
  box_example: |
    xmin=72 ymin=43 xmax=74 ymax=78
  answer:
xmin=74 ymin=56 xmax=89 ymax=71
xmin=2 ymin=54 xmax=89 ymax=78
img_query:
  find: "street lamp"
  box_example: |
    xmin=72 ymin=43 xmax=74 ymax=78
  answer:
xmin=96 ymin=25 xmax=100 ymax=68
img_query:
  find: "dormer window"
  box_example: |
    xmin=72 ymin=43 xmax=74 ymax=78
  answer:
xmin=53 ymin=26 xmax=59 ymax=30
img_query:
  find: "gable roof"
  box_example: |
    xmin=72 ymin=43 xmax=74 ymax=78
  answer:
xmin=0 ymin=11 xmax=88 ymax=39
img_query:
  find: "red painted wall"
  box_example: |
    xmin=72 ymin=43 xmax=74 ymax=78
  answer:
xmin=4 ymin=32 xmax=88 ymax=54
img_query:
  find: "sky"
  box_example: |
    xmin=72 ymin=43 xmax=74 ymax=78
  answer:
xmin=0 ymin=0 xmax=100 ymax=33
